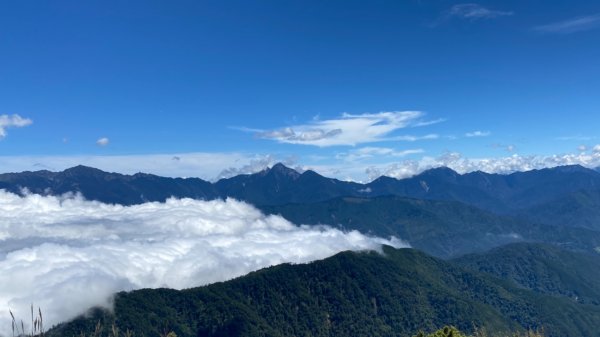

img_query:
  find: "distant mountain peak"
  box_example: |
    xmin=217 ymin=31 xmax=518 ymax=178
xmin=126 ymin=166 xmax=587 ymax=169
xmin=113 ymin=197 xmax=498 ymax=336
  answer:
xmin=61 ymin=165 xmax=107 ymax=176
xmin=368 ymin=175 xmax=398 ymax=184
xmin=418 ymin=166 xmax=459 ymax=178
xmin=263 ymin=163 xmax=301 ymax=179
xmin=66 ymin=164 xmax=96 ymax=171
xmin=547 ymin=164 xmax=594 ymax=174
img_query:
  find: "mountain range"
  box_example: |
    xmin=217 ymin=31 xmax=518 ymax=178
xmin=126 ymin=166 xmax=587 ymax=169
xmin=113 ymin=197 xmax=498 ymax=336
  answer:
xmin=3 ymin=163 xmax=600 ymax=218
xmin=3 ymin=163 xmax=600 ymax=258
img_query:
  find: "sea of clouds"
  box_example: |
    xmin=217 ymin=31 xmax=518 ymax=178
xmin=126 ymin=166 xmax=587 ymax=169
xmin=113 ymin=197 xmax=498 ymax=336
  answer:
xmin=0 ymin=190 xmax=406 ymax=334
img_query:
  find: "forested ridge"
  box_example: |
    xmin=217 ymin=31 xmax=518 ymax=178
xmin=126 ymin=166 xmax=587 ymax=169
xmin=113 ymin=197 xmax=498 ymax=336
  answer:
xmin=48 ymin=246 xmax=600 ymax=337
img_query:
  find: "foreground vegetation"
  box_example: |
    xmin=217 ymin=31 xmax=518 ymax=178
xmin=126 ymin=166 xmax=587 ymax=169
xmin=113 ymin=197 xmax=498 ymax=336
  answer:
xmin=7 ymin=313 xmax=546 ymax=337
xmin=414 ymin=326 xmax=544 ymax=337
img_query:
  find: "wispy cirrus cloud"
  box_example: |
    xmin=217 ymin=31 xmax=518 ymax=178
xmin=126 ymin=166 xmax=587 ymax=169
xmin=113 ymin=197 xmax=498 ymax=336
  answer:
xmin=448 ymin=3 xmax=513 ymax=20
xmin=413 ymin=118 xmax=446 ymax=127
xmin=534 ymin=13 xmax=600 ymax=34
xmin=465 ymin=130 xmax=491 ymax=137
xmin=248 ymin=111 xmax=440 ymax=147
xmin=430 ymin=3 xmax=512 ymax=28
xmin=0 ymin=114 xmax=32 ymax=139
xmin=336 ymin=147 xmax=424 ymax=162
xmin=393 ymin=134 xmax=440 ymax=141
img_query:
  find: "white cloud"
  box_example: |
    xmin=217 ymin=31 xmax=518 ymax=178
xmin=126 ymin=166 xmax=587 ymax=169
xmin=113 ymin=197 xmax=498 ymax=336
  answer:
xmin=254 ymin=111 xmax=433 ymax=147
xmin=96 ymin=137 xmax=110 ymax=146
xmin=0 ymin=114 xmax=32 ymax=139
xmin=465 ymin=130 xmax=491 ymax=137
xmin=0 ymin=191 xmax=406 ymax=334
xmin=534 ymin=13 xmax=600 ymax=34
xmin=448 ymin=3 xmax=513 ymax=20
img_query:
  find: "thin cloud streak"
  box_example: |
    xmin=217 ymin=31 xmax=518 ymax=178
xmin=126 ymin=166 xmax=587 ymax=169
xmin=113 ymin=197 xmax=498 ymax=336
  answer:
xmin=429 ymin=3 xmax=512 ymax=28
xmin=392 ymin=134 xmax=439 ymax=142
xmin=336 ymin=147 xmax=424 ymax=162
xmin=534 ymin=13 xmax=600 ymax=34
xmin=465 ymin=131 xmax=491 ymax=137
xmin=413 ymin=118 xmax=447 ymax=127
xmin=449 ymin=3 xmax=513 ymax=20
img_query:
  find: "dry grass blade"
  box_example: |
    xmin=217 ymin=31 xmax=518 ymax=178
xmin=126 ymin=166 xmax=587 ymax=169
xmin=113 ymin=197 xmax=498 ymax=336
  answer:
xmin=93 ymin=320 xmax=103 ymax=337
xmin=9 ymin=309 xmax=16 ymax=337
xmin=38 ymin=307 xmax=44 ymax=337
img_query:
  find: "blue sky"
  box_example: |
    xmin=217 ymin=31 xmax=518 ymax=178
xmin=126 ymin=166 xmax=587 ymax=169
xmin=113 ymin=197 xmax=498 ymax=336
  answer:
xmin=1 ymin=0 xmax=600 ymax=181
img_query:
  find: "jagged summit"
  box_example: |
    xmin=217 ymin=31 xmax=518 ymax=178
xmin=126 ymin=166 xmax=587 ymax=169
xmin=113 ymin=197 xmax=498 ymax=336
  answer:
xmin=262 ymin=162 xmax=301 ymax=179
xmin=417 ymin=166 xmax=459 ymax=178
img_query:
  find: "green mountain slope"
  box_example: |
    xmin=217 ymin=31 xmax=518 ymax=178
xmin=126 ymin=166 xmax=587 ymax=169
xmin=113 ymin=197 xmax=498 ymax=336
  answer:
xmin=260 ymin=196 xmax=600 ymax=258
xmin=517 ymin=190 xmax=600 ymax=231
xmin=455 ymin=243 xmax=600 ymax=305
xmin=49 ymin=247 xmax=600 ymax=337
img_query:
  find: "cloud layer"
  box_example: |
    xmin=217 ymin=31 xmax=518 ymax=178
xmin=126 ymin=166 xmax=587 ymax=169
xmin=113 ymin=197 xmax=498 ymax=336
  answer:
xmin=0 ymin=191 xmax=405 ymax=334
xmin=254 ymin=111 xmax=436 ymax=147
xmin=0 ymin=114 xmax=32 ymax=139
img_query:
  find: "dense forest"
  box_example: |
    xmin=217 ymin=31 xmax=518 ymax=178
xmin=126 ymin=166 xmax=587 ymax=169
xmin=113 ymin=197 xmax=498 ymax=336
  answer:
xmin=48 ymin=246 xmax=600 ymax=337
